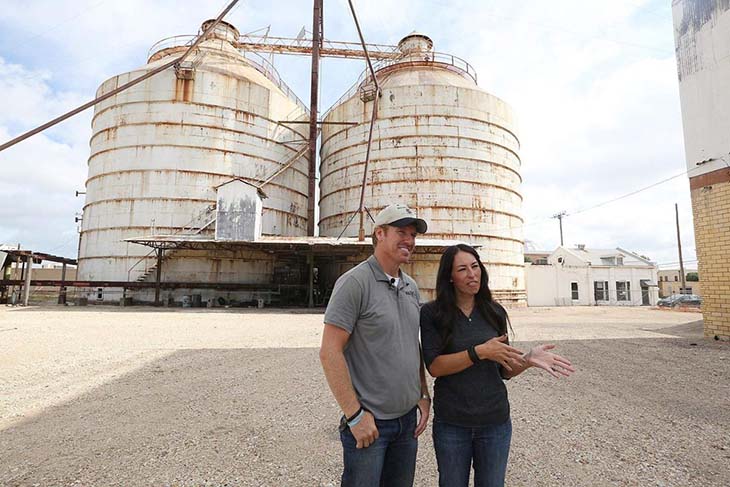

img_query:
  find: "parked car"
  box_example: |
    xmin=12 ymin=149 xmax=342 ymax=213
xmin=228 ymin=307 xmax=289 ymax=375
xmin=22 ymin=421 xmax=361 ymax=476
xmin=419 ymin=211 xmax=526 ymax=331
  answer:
xmin=657 ymin=294 xmax=702 ymax=307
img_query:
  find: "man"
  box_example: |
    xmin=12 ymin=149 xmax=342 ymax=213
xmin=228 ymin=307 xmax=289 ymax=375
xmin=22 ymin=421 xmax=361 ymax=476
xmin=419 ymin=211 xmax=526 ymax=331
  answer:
xmin=320 ymin=203 xmax=431 ymax=486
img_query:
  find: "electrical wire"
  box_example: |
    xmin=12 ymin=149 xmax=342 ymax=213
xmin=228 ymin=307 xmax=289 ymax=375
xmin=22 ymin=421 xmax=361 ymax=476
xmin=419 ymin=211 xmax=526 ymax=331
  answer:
xmin=11 ymin=0 xmax=110 ymax=46
xmin=42 ymin=231 xmax=81 ymax=256
xmin=568 ymin=165 xmax=702 ymax=216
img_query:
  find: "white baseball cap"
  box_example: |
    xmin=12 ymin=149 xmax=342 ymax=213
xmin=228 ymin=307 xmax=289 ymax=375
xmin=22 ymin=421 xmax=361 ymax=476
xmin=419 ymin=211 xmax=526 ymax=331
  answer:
xmin=373 ymin=204 xmax=428 ymax=234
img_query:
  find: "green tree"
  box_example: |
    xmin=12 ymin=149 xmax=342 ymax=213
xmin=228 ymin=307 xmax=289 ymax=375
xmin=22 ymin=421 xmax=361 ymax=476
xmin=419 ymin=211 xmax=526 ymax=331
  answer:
xmin=686 ymin=272 xmax=699 ymax=282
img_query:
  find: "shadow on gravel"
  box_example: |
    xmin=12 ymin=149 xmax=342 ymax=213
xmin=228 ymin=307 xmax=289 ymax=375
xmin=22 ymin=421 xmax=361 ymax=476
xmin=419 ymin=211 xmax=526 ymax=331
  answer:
xmin=1 ymin=338 xmax=728 ymax=487
xmin=650 ymin=319 xmax=704 ymax=338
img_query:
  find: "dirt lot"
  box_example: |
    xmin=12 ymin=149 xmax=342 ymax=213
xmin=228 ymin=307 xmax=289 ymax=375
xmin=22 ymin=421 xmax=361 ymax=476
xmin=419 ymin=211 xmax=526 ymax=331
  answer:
xmin=1 ymin=305 xmax=728 ymax=486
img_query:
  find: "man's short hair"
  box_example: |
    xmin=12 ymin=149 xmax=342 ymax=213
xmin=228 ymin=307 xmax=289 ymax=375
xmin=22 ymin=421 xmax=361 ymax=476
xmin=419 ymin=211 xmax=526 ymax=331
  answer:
xmin=372 ymin=225 xmax=387 ymax=248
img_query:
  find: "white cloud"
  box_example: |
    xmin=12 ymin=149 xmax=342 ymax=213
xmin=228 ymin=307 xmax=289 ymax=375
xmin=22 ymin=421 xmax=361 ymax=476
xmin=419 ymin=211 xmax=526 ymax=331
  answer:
xmin=0 ymin=59 xmax=87 ymax=256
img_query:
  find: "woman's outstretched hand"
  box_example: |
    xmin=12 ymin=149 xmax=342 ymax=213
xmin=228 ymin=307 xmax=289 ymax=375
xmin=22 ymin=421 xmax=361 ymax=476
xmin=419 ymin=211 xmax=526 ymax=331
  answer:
xmin=476 ymin=335 xmax=525 ymax=372
xmin=526 ymin=344 xmax=575 ymax=378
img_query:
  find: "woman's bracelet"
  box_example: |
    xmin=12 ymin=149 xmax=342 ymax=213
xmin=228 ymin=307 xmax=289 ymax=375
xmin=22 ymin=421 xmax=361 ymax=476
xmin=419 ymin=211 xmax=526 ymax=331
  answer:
xmin=467 ymin=345 xmax=481 ymax=365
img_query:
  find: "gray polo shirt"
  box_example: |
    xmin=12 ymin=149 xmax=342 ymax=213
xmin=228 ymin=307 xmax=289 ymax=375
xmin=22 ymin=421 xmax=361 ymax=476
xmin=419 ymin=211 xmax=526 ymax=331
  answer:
xmin=324 ymin=255 xmax=422 ymax=420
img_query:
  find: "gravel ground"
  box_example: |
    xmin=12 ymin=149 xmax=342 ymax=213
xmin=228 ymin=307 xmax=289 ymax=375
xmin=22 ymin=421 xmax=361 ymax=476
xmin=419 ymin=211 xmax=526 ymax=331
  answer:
xmin=1 ymin=306 xmax=728 ymax=486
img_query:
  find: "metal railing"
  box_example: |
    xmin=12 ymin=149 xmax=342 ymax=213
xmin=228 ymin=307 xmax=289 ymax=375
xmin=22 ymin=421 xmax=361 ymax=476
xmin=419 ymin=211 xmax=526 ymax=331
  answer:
xmin=239 ymin=50 xmax=309 ymax=114
xmin=322 ymin=51 xmax=478 ymax=121
xmin=147 ymin=35 xmax=197 ymax=60
xmin=146 ymin=35 xmax=309 ymax=114
xmin=126 ymin=204 xmax=217 ymax=281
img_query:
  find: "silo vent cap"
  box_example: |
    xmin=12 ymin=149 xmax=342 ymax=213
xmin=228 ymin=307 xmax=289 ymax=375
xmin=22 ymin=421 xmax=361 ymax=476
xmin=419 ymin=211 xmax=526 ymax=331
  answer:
xmin=200 ymin=19 xmax=240 ymax=44
xmin=397 ymin=32 xmax=434 ymax=54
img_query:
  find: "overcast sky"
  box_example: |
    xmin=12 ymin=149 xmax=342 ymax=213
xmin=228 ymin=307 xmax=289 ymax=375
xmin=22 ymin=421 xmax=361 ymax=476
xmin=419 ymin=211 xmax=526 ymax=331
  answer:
xmin=0 ymin=0 xmax=697 ymax=269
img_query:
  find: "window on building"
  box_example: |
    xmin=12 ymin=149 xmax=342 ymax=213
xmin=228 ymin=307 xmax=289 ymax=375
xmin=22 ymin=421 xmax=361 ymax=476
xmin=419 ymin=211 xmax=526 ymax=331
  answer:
xmin=594 ymin=281 xmax=609 ymax=301
xmin=674 ymin=275 xmax=678 ymax=281
xmin=616 ymin=281 xmax=631 ymax=301
xmin=680 ymin=287 xmax=692 ymax=294
xmin=617 ymin=256 xmax=624 ymax=266
xmin=601 ymin=257 xmax=616 ymax=265
xmin=571 ymin=282 xmax=579 ymax=300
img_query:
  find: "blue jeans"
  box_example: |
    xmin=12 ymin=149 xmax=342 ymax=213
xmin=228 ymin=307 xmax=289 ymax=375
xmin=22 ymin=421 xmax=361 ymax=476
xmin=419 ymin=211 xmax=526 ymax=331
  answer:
xmin=339 ymin=407 xmax=418 ymax=487
xmin=432 ymin=417 xmax=512 ymax=487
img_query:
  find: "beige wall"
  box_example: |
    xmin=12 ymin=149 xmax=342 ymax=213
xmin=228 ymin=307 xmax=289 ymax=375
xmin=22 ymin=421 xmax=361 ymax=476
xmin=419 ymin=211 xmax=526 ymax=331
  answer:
xmin=657 ymin=270 xmax=701 ymax=297
xmin=9 ymin=267 xmax=77 ymax=281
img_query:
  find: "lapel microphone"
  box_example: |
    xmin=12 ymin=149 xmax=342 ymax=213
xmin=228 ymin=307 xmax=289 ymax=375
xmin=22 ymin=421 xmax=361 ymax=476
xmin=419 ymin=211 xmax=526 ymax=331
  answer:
xmin=389 ymin=277 xmax=396 ymax=289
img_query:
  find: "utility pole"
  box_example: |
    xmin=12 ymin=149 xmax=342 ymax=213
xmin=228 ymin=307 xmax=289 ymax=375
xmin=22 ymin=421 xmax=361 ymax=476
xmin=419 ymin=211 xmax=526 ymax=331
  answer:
xmin=552 ymin=211 xmax=567 ymax=246
xmin=675 ymin=203 xmax=687 ymax=294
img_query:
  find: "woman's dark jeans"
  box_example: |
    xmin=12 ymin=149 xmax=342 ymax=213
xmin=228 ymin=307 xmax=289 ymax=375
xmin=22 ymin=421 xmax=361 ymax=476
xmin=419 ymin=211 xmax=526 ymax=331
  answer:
xmin=432 ymin=417 xmax=512 ymax=487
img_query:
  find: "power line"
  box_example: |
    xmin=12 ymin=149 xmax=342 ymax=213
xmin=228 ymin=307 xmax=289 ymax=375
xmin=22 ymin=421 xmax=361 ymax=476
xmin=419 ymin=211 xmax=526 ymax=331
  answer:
xmin=657 ymin=259 xmax=698 ymax=266
xmin=12 ymin=0 xmax=110 ymax=46
xmin=568 ymin=165 xmax=702 ymax=217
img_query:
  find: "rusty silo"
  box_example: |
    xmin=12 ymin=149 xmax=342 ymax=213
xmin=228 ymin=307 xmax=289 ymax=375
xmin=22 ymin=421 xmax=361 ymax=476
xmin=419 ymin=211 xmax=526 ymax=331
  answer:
xmin=78 ymin=20 xmax=310 ymax=296
xmin=319 ymin=33 xmax=524 ymax=303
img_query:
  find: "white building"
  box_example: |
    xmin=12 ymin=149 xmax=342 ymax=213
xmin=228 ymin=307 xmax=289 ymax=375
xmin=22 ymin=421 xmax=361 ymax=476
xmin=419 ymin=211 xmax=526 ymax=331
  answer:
xmin=525 ymin=246 xmax=659 ymax=307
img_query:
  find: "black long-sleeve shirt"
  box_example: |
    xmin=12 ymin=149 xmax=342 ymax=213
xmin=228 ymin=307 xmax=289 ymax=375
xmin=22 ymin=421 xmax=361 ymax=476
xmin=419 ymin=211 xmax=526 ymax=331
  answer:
xmin=420 ymin=301 xmax=510 ymax=427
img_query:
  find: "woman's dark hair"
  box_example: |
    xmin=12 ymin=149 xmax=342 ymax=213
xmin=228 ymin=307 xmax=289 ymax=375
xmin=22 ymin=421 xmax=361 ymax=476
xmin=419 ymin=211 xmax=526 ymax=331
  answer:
xmin=433 ymin=244 xmax=511 ymax=347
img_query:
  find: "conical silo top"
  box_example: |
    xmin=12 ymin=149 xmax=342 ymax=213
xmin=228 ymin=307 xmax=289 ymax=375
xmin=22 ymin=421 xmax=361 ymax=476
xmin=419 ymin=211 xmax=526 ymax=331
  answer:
xmin=200 ymin=19 xmax=240 ymax=44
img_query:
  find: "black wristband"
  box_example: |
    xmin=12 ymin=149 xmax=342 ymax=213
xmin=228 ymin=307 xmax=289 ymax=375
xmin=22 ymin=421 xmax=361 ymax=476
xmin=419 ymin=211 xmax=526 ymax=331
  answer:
xmin=467 ymin=345 xmax=481 ymax=365
xmin=346 ymin=406 xmax=364 ymax=423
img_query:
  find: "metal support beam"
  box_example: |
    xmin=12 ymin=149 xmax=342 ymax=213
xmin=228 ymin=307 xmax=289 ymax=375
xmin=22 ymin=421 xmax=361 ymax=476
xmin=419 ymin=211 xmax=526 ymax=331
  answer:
xmin=154 ymin=248 xmax=163 ymax=306
xmin=307 ymin=0 xmax=323 ymax=236
xmin=235 ymin=36 xmax=399 ymax=60
xmin=348 ymin=0 xmax=381 ymax=241
xmin=22 ymin=255 xmax=33 ymax=306
xmin=17 ymin=259 xmax=25 ymax=305
xmin=308 ymin=252 xmax=315 ymax=308
xmin=58 ymin=262 xmax=67 ymax=305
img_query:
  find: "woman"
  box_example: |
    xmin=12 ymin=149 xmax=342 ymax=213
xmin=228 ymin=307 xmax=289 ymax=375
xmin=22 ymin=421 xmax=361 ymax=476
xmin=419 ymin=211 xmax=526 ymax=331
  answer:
xmin=420 ymin=244 xmax=574 ymax=487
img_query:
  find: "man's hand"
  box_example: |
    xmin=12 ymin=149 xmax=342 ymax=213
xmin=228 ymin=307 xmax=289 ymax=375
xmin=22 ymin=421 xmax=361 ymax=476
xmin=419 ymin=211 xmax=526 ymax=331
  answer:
xmin=414 ymin=396 xmax=431 ymax=438
xmin=350 ymin=411 xmax=379 ymax=448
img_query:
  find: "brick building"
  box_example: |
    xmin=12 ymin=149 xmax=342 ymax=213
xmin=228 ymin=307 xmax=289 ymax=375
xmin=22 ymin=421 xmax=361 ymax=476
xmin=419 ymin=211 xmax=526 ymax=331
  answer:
xmin=673 ymin=1 xmax=730 ymax=339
